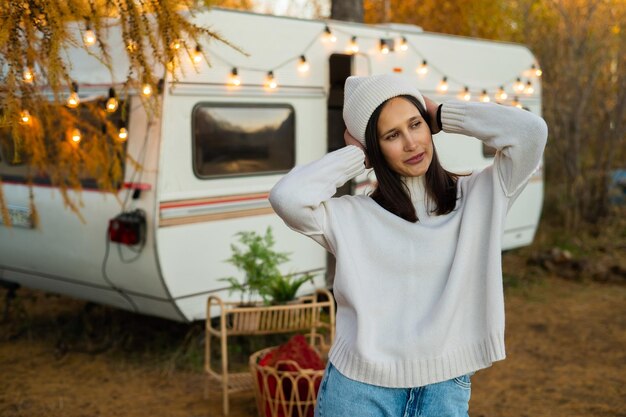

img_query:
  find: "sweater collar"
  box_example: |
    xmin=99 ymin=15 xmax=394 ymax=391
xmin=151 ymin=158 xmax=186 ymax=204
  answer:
xmin=400 ymin=175 xmax=427 ymax=204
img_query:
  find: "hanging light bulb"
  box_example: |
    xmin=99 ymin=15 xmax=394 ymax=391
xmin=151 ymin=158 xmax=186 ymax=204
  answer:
xmin=524 ymin=80 xmax=534 ymax=95
xmin=379 ymin=39 xmax=390 ymax=54
xmin=531 ymin=64 xmax=542 ymax=77
xmin=347 ymin=36 xmax=359 ymax=54
xmin=83 ymin=25 xmax=96 ymax=47
xmin=228 ymin=68 xmax=241 ymax=86
xmin=142 ymin=83 xmax=152 ymax=97
xmin=19 ymin=110 xmax=32 ymax=125
xmin=398 ymin=36 xmax=409 ymax=51
xmin=170 ymin=39 xmax=182 ymax=50
xmin=323 ymin=25 xmax=336 ymax=43
xmin=496 ymin=86 xmax=508 ymax=101
xmin=437 ymin=76 xmax=449 ymax=93
xmin=106 ymin=87 xmax=118 ymax=113
xmin=118 ymin=126 xmax=128 ymax=142
xmin=265 ymin=71 xmax=277 ymax=90
xmin=461 ymin=86 xmax=471 ymax=101
xmin=193 ymin=44 xmax=203 ymax=64
xmin=298 ymin=55 xmax=310 ymax=73
xmin=480 ymin=89 xmax=490 ymax=102
xmin=70 ymin=128 xmax=82 ymax=144
xmin=511 ymin=96 xmax=522 ymax=108
xmin=514 ymin=77 xmax=525 ymax=93
xmin=23 ymin=67 xmax=34 ymax=83
xmin=416 ymin=60 xmax=428 ymax=76
xmin=66 ymin=82 xmax=80 ymax=108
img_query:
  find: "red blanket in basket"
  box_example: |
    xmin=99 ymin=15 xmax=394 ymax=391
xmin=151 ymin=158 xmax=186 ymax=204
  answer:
xmin=257 ymin=334 xmax=325 ymax=417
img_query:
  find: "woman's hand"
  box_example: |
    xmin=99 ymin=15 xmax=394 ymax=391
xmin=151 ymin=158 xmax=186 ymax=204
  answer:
xmin=423 ymin=96 xmax=441 ymax=135
xmin=344 ymin=129 xmax=371 ymax=169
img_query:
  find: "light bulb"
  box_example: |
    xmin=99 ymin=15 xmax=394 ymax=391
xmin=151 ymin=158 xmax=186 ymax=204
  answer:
xmin=437 ymin=77 xmax=449 ymax=93
xmin=83 ymin=27 xmax=96 ymax=46
xmin=514 ymin=77 xmax=524 ymax=93
xmin=265 ymin=71 xmax=277 ymax=90
xmin=380 ymin=39 xmax=390 ymax=54
xmin=23 ymin=67 xmax=34 ymax=83
xmin=512 ymin=96 xmax=522 ymax=108
xmin=170 ymin=39 xmax=181 ymax=50
xmin=298 ymin=55 xmax=310 ymax=73
xmin=497 ymin=86 xmax=508 ymax=101
xmin=228 ymin=68 xmax=241 ymax=86
xmin=193 ymin=45 xmax=203 ymax=64
xmin=67 ymin=92 xmax=79 ymax=108
xmin=19 ymin=110 xmax=32 ymax=125
xmin=70 ymin=128 xmax=82 ymax=144
xmin=347 ymin=36 xmax=359 ymax=54
xmin=480 ymin=89 xmax=490 ymax=102
xmin=118 ymin=127 xmax=128 ymax=141
xmin=416 ymin=60 xmax=428 ymax=76
xmin=142 ymin=84 xmax=152 ymax=96
xmin=323 ymin=25 xmax=336 ymax=43
xmin=106 ymin=87 xmax=118 ymax=113
xmin=462 ymin=87 xmax=471 ymax=101
xmin=524 ymin=81 xmax=534 ymax=95
xmin=531 ymin=64 xmax=542 ymax=77
xmin=398 ymin=37 xmax=408 ymax=51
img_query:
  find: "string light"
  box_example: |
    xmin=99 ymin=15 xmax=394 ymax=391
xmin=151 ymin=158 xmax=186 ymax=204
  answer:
xmin=437 ymin=76 xmax=449 ymax=93
xmin=19 ymin=110 xmax=32 ymax=125
xmin=67 ymin=82 xmax=80 ymax=108
xmin=118 ymin=127 xmax=128 ymax=142
xmin=461 ymin=86 xmax=471 ymax=101
xmin=398 ymin=36 xmax=409 ymax=51
xmin=511 ymin=96 xmax=522 ymax=108
xmin=298 ymin=55 xmax=310 ymax=73
xmin=323 ymin=25 xmax=336 ymax=43
xmin=531 ymin=64 xmax=542 ymax=77
xmin=106 ymin=87 xmax=118 ymax=113
xmin=514 ymin=77 xmax=525 ymax=93
xmin=480 ymin=89 xmax=490 ymax=102
xmin=70 ymin=128 xmax=82 ymax=144
xmin=524 ymin=80 xmax=534 ymax=95
xmin=496 ymin=86 xmax=508 ymax=101
xmin=23 ymin=67 xmax=34 ymax=83
xmin=379 ymin=39 xmax=390 ymax=54
xmin=228 ymin=68 xmax=241 ymax=86
xmin=416 ymin=60 xmax=428 ymax=76
xmin=193 ymin=45 xmax=203 ymax=64
xmin=347 ymin=36 xmax=359 ymax=54
xmin=265 ymin=71 xmax=277 ymax=89
xmin=83 ymin=25 xmax=96 ymax=47
xmin=170 ymin=39 xmax=182 ymax=50
xmin=142 ymin=83 xmax=152 ymax=97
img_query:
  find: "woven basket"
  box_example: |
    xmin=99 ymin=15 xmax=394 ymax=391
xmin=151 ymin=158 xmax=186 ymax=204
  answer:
xmin=249 ymin=346 xmax=326 ymax=417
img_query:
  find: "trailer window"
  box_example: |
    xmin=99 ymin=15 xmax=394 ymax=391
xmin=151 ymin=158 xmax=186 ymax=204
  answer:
xmin=193 ymin=103 xmax=295 ymax=178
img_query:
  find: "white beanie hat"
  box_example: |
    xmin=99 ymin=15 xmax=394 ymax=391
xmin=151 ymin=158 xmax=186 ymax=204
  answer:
xmin=343 ymin=74 xmax=426 ymax=148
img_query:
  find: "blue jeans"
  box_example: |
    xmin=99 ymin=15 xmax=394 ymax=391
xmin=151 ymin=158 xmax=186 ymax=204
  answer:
xmin=314 ymin=361 xmax=474 ymax=417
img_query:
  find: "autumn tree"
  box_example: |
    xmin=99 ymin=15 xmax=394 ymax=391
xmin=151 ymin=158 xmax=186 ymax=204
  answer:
xmin=0 ymin=0 xmax=241 ymax=225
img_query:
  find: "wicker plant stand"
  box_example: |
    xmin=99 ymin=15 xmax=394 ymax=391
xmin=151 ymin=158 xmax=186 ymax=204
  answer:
xmin=205 ymin=288 xmax=335 ymax=416
xmin=250 ymin=345 xmax=327 ymax=417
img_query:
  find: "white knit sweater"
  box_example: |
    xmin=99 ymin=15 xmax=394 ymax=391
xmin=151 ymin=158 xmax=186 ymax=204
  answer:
xmin=269 ymin=100 xmax=548 ymax=388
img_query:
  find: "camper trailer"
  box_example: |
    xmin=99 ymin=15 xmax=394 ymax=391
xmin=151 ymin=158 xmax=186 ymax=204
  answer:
xmin=0 ymin=8 xmax=544 ymax=322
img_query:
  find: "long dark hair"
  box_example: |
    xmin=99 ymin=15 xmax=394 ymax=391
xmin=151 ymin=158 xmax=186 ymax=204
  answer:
xmin=365 ymin=95 xmax=461 ymax=222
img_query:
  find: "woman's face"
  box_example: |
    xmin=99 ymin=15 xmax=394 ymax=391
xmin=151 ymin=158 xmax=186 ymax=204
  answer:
xmin=376 ymin=97 xmax=433 ymax=177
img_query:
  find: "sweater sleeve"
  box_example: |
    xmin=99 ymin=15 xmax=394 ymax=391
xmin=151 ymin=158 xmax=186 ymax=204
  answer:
xmin=268 ymin=145 xmax=366 ymax=253
xmin=441 ymin=100 xmax=548 ymax=200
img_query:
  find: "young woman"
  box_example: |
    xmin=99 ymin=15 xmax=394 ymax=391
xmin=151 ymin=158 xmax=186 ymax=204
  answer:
xmin=269 ymin=74 xmax=548 ymax=417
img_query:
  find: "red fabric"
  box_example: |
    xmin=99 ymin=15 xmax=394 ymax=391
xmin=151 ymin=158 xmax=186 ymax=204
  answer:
xmin=256 ymin=334 xmax=325 ymax=417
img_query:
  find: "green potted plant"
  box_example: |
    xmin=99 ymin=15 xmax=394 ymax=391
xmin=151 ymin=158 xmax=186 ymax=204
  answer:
xmin=219 ymin=227 xmax=315 ymax=306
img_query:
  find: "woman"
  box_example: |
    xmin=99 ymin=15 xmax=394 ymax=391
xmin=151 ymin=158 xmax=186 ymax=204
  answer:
xmin=269 ymin=74 xmax=548 ymax=417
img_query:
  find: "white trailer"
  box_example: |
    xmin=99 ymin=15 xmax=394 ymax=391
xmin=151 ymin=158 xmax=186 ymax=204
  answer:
xmin=0 ymin=8 xmax=544 ymax=322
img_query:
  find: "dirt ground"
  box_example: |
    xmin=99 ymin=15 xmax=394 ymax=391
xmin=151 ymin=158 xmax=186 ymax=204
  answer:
xmin=1 ymin=241 xmax=625 ymax=417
